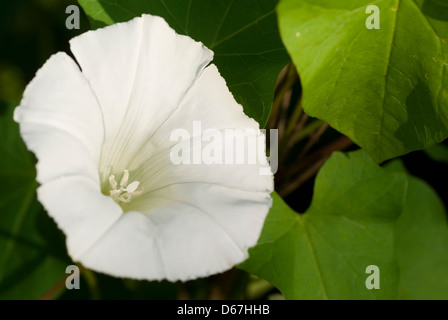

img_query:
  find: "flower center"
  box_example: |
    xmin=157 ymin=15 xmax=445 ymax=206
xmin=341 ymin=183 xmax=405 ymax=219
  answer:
xmin=109 ymin=170 xmax=142 ymax=204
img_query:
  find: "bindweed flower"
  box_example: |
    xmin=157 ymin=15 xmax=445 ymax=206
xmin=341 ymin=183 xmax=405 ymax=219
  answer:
xmin=14 ymin=14 xmax=273 ymax=281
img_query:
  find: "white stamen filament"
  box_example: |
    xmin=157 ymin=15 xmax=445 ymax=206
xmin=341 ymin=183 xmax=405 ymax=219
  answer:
xmin=109 ymin=170 xmax=142 ymax=204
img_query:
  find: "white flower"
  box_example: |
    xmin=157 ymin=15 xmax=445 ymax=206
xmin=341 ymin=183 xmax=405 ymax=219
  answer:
xmin=14 ymin=14 xmax=273 ymax=281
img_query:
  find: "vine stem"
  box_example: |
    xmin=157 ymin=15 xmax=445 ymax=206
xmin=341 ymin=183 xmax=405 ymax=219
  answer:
xmin=294 ymin=119 xmax=325 ymax=144
xmin=39 ymin=274 xmax=67 ymax=300
xmin=279 ymin=96 xmax=303 ymax=150
xmin=296 ymin=122 xmax=330 ymax=161
xmin=278 ymin=136 xmax=353 ymax=197
xmin=38 ymin=264 xmax=101 ymax=300
xmin=82 ymin=266 xmax=101 ymax=300
xmin=267 ymin=64 xmax=297 ymax=129
xmin=278 ymin=157 xmax=328 ymax=197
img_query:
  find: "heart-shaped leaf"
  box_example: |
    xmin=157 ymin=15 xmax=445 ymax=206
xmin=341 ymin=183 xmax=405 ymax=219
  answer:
xmin=277 ymin=0 xmax=448 ymax=162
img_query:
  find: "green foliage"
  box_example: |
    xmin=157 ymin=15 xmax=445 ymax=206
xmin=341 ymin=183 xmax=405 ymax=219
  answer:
xmin=240 ymin=151 xmax=406 ymax=299
xmin=78 ymin=0 xmax=290 ymax=127
xmin=240 ymin=150 xmax=448 ymax=299
xmin=0 ymin=104 xmax=70 ymax=299
xmin=425 ymin=143 xmax=448 ymax=163
xmin=386 ymin=162 xmax=448 ymax=299
xmin=277 ymin=0 xmax=448 ymax=163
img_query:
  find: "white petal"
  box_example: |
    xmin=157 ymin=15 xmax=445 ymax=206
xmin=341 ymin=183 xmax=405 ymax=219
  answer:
xmin=80 ymin=181 xmax=271 ymax=281
xmin=37 ymin=175 xmax=122 ymax=260
xmin=69 ymin=14 xmax=213 ymax=178
xmin=78 ymin=212 xmax=166 ymax=280
xmin=130 ymin=144 xmax=272 ymax=203
xmin=19 ymin=123 xmax=100 ymax=185
xmin=77 ymin=63 xmax=274 ymax=280
xmin=18 ymin=14 xmax=274 ymax=282
xmin=127 ymin=64 xmax=262 ymax=171
xmin=165 ymin=64 xmax=260 ymax=135
xmin=149 ymin=184 xmax=272 ymax=281
xmin=128 ymin=64 xmax=273 ymax=195
xmin=15 ymin=52 xmax=103 ymax=184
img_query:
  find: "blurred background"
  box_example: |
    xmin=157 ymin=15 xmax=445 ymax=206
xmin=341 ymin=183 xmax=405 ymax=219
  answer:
xmin=0 ymin=0 xmax=89 ymax=107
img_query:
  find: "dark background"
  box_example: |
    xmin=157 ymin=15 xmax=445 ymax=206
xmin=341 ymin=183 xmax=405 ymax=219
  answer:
xmin=0 ymin=0 xmax=88 ymax=106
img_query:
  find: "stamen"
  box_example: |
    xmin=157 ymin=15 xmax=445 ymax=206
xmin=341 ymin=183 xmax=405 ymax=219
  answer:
xmin=108 ymin=170 xmax=142 ymax=204
xmin=125 ymin=181 xmax=140 ymax=193
xmin=120 ymin=169 xmax=129 ymax=187
xmin=109 ymin=175 xmax=118 ymax=189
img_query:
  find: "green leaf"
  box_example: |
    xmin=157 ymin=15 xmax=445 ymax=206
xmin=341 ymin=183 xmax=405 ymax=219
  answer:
xmin=78 ymin=0 xmax=290 ymax=127
xmin=277 ymin=0 xmax=448 ymax=162
xmin=240 ymin=150 xmax=408 ymax=299
xmin=386 ymin=161 xmax=448 ymax=299
xmin=397 ymin=176 xmax=448 ymax=299
xmin=241 ymin=151 xmax=448 ymax=299
xmin=424 ymin=142 xmax=448 ymax=164
xmin=0 ymin=104 xmax=70 ymax=299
